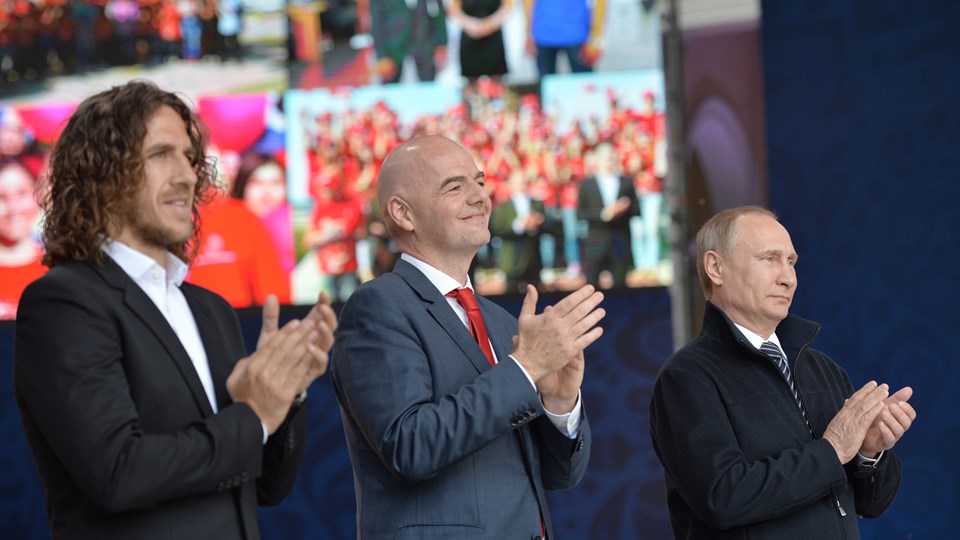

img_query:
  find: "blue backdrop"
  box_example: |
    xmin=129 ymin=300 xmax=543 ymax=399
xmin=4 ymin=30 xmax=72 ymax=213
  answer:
xmin=3 ymin=2 xmax=958 ymax=537
xmin=762 ymin=1 xmax=960 ymax=538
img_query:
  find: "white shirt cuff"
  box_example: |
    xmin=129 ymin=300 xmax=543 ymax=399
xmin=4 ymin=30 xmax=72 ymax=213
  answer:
xmin=508 ymin=355 xmax=583 ymax=438
xmin=854 ymin=451 xmax=883 ymax=468
xmin=543 ymin=390 xmax=583 ymax=439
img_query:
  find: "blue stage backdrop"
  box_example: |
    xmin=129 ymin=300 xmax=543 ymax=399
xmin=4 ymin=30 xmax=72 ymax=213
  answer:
xmin=762 ymin=1 xmax=960 ymax=538
xmin=0 ymin=286 xmax=675 ymax=539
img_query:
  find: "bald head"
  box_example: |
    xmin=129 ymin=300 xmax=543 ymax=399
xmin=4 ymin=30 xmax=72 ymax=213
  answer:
xmin=376 ymin=135 xmax=491 ymax=279
xmin=378 ymin=136 xmax=464 ymax=205
xmin=378 ymin=135 xmax=473 ymax=238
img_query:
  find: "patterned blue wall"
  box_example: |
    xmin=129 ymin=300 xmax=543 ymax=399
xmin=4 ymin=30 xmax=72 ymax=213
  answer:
xmin=0 ymin=286 xmax=674 ymax=539
xmin=762 ymin=1 xmax=960 ymax=538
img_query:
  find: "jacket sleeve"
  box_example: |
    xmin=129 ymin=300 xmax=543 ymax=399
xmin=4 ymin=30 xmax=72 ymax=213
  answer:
xmin=649 ymin=359 xmax=850 ymax=529
xmin=14 ymin=271 xmax=267 ymax=513
xmin=533 ymin=407 xmax=591 ymax=491
xmin=330 ymin=282 xmax=544 ymax=483
xmin=257 ymin=402 xmax=309 ymax=505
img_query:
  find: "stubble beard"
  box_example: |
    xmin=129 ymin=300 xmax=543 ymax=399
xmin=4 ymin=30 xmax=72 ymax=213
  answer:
xmin=123 ymin=200 xmax=194 ymax=253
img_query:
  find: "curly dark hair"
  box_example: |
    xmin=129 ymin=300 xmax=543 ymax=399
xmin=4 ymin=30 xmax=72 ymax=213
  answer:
xmin=40 ymin=80 xmax=218 ymax=267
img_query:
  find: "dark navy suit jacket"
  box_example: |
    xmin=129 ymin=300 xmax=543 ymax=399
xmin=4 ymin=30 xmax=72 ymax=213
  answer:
xmin=331 ymin=258 xmax=591 ymax=539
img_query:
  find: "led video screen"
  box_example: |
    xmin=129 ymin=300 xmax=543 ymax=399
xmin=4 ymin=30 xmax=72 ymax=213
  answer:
xmin=0 ymin=0 xmax=668 ymax=318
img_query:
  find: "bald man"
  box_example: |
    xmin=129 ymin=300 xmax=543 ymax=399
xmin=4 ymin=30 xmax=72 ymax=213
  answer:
xmin=330 ymin=135 xmax=605 ymax=540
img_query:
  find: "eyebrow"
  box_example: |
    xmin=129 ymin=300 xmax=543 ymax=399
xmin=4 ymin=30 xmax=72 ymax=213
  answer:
xmin=758 ymin=249 xmax=798 ymax=260
xmin=142 ymin=142 xmax=174 ymax=154
xmin=439 ymin=170 xmax=485 ymax=191
xmin=143 ymin=142 xmax=197 ymax=160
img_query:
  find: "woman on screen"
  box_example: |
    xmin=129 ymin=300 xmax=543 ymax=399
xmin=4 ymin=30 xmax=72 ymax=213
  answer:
xmin=0 ymin=158 xmax=45 ymax=319
xmin=447 ymin=0 xmax=513 ymax=96
xmin=231 ymin=152 xmax=294 ymax=274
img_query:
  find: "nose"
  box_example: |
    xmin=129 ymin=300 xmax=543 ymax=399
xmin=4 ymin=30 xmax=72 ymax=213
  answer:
xmin=174 ymin=154 xmax=199 ymax=188
xmin=467 ymin=179 xmax=490 ymax=207
xmin=778 ymin=262 xmax=797 ymax=288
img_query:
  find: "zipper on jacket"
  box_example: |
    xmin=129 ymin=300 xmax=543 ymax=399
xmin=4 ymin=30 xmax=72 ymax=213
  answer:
xmin=835 ymin=496 xmax=847 ymax=517
xmin=793 ymin=341 xmax=817 ymax=438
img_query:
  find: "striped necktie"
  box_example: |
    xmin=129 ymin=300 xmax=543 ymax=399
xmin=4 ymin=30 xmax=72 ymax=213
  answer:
xmin=760 ymin=341 xmax=813 ymax=434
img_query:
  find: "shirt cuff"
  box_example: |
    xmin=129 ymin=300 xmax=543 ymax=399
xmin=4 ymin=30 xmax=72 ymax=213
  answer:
xmin=854 ymin=451 xmax=883 ymax=468
xmin=543 ymin=390 xmax=583 ymax=439
xmin=507 ymin=355 xmax=583 ymax=438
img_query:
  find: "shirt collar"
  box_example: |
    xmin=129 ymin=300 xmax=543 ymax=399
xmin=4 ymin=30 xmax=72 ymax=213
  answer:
xmin=733 ymin=322 xmax=784 ymax=352
xmin=400 ymin=252 xmax=474 ymax=295
xmin=102 ymin=238 xmax=189 ymax=286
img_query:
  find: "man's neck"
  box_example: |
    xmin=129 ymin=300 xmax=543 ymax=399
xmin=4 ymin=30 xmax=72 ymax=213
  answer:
xmin=400 ymin=251 xmax=472 ymax=287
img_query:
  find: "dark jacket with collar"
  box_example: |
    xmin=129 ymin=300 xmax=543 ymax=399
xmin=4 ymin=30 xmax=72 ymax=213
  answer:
xmin=14 ymin=257 xmax=306 ymax=539
xmin=649 ymin=302 xmax=902 ymax=540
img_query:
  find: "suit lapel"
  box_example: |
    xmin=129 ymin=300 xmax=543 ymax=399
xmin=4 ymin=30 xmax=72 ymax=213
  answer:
xmin=93 ymin=259 xmax=215 ymax=417
xmin=182 ymin=286 xmax=234 ymax=411
xmin=394 ymin=259 xmax=492 ymax=375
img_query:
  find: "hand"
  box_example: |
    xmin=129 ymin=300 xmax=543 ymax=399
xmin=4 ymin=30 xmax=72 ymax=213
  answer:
xmin=860 ymin=386 xmax=916 ymax=456
xmin=376 ymin=57 xmax=398 ymax=80
xmin=579 ymin=40 xmax=602 ymax=67
xmin=227 ymin=318 xmax=324 ymax=434
xmin=541 ymin=346 xmax=584 ymax=414
xmin=433 ymin=45 xmax=448 ymax=70
xmin=295 ymin=291 xmax=338 ymax=394
xmin=460 ymin=17 xmax=488 ymax=39
xmin=524 ymin=212 xmax=545 ymax=232
xmin=511 ymin=284 xmax=605 ymax=387
xmin=256 ymin=294 xmax=282 ymax=350
xmin=822 ymin=381 xmax=889 ymax=464
xmin=601 ymin=197 xmax=631 ymax=221
xmin=525 ymin=36 xmax=537 ymax=56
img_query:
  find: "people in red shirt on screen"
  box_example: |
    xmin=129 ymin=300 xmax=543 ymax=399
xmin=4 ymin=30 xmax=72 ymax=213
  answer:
xmin=303 ymin=170 xmax=363 ymax=302
xmin=230 ymin=152 xmax=295 ymax=274
xmin=188 ymin=192 xmax=290 ymax=308
xmin=0 ymin=158 xmax=45 ymax=319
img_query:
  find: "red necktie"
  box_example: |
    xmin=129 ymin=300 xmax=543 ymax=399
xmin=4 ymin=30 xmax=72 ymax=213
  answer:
xmin=446 ymin=288 xmax=496 ymax=366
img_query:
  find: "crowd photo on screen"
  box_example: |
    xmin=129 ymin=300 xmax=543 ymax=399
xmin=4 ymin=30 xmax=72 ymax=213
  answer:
xmin=0 ymin=0 xmax=668 ymax=317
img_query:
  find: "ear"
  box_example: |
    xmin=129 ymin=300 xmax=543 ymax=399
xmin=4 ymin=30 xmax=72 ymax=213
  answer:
xmin=386 ymin=195 xmax=415 ymax=233
xmin=703 ymin=250 xmax=723 ymax=287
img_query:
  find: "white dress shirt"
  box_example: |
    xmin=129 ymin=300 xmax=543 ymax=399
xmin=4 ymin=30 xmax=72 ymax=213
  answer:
xmin=103 ymin=239 xmax=217 ymax=412
xmin=596 ymin=173 xmax=620 ymax=208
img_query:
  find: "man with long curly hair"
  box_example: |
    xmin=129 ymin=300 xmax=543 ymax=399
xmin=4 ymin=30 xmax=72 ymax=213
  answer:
xmin=13 ymin=81 xmax=337 ymax=540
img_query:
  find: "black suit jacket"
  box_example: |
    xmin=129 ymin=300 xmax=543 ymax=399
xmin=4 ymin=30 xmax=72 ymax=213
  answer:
xmin=576 ymin=176 xmax=639 ymax=279
xmin=576 ymin=175 xmax=639 ymax=238
xmin=14 ymin=257 xmax=306 ymax=539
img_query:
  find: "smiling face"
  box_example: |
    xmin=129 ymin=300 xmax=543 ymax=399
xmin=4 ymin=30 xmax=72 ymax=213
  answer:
xmin=708 ymin=213 xmax=798 ymax=338
xmin=0 ymin=161 xmax=40 ymax=245
xmin=380 ymin=136 xmax=491 ymax=280
xmin=243 ymin=161 xmax=286 ymax=217
xmin=112 ymin=106 xmax=198 ymax=264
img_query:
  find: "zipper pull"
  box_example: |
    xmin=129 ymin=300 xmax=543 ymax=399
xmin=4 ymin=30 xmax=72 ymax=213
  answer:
xmin=835 ymin=496 xmax=847 ymax=517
